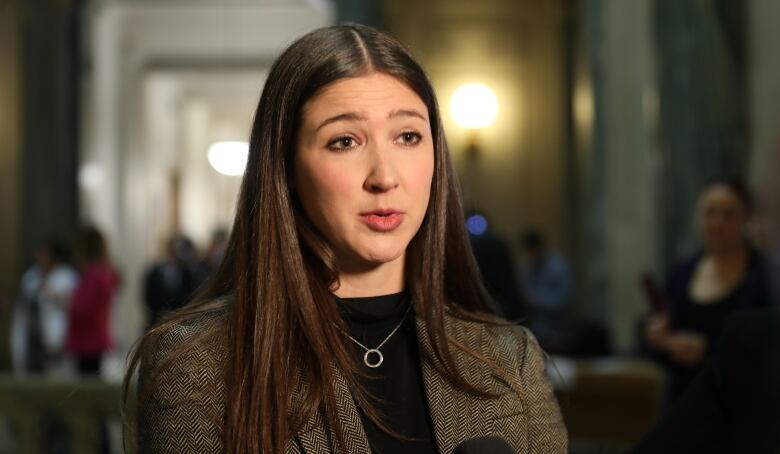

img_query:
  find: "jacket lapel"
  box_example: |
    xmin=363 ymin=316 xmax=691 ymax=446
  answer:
xmin=416 ymin=315 xmax=499 ymax=454
xmin=295 ymin=364 xmax=372 ymax=454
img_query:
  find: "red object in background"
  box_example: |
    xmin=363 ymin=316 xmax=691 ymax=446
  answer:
xmin=641 ymin=273 xmax=668 ymax=313
xmin=65 ymin=262 xmax=119 ymax=356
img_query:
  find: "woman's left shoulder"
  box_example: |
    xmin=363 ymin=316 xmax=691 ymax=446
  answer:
xmin=445 ymin=314 xmax=545 ymax=373
xmin=485 ymin=323 xmax=546 ymax=375
xmin=484 ymin=322 xmax=536 ymax=347
xmin=444 ymin=314 xmax=568 ymax=452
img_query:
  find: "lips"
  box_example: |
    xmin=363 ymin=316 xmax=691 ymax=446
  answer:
xmin=359 ymin=209 xmax=405 ymax=232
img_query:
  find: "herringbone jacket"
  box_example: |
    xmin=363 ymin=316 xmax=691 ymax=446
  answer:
xmin=138 ymin=309 xmax=568 ymax=453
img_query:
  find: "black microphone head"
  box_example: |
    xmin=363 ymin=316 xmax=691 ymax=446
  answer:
xmin=451 ymin=436 xmax=516 ymax=454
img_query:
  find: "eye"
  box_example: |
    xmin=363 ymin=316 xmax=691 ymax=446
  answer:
xmin=396 ymin=131 xmax=422 ymax=147
xmin=327 ymin=136 xmax=358 ymax=151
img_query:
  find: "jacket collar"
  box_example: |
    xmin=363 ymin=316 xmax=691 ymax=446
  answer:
xmin=295 ymin=314 xmax=500 ymax=454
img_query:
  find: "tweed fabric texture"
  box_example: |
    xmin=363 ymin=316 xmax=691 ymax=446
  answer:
xmin=138 ymin=311 xmax=567 ymax=453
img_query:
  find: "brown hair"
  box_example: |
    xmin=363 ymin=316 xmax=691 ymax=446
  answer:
xmin=78 ymin=225 xmax=109 ymax=264
xmin=123 ymin=24 xmax=500 ymax=453
xmin=702 ymin=177 xmax=754 ymax=215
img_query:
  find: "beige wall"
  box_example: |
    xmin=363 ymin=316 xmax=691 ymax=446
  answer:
xmin=0 ymin=0 xmax=22 ymax=367
xmin=385 ymin=0 xmax=567 ymax=256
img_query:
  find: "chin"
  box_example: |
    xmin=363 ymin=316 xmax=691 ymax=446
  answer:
xmin=358 ymin=245 xmax=407 ymax=265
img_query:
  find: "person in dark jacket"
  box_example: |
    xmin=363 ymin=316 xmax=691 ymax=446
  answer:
xmin=645 ymin=179 xmax=772 ymax=402
xmin=632 ymin=308 xmax=780 ymax=453
xmin=143 ymin=235 xmax=204 ymax=327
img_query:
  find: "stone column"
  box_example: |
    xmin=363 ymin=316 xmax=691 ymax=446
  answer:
xmin=750 ymin=0 xmax=780 ymax=185
xmin=0 ymin=0 xmax=24 ymax=369
xmin=653 ymin=0 xmax=748 ymax=265
xmin=583 ymin=0 xmax=661 ymax=352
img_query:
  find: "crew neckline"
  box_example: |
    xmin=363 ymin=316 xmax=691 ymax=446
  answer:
xmin=335 ymin=291 xmax=410 ymax=322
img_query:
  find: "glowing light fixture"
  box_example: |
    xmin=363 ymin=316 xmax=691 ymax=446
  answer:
xmin=207 ymin=141 xmax=249 ymax=176
xmin=450 ymin=83 xmax=498 ymax=130
xmin=78 ymin=161 xmax=104 ymax=191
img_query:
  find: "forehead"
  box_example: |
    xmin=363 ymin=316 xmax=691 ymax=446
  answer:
xmin=701 ymin=185 xmax=744 ymax=208
xmin=301 ymin=72 xmax=428 ymax=120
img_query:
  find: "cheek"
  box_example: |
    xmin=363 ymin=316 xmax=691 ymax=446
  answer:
xmin=299 ymin=161 xmax=357 ymax=219
xmin=407 ymin=155 xmax=435 ymax=208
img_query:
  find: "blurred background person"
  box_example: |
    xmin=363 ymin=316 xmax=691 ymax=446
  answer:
xmin=631 ymin=149 xmax=780 ymax=453
xmin=10 ymin=239 xmax=77 ymax=377
xmin=143 ymin=234 xmax=205 ymax=328
xmin=466 ymin=210 xmax=524 ymax=320
xmin=632 ymin=307 xmax=780 ymax=453
xmin=519 ymin=229 xmax=574 ymax=328
xmin=65 ymin=226 xmax=119 ymax=376
xmin=644 ymin=179 xmax=772 ymax=404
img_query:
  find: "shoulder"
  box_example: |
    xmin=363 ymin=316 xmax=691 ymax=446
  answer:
xmin=745 ymin=250 xmax=773 ymax=284
xmin=48 ymin=266 xmax=78 ymax=287
xmin=82 ymin=263 xmax=117 ymax=285
xmin=669 ymin=252 xmax=703 ymax=279
xmin=547 ymin=253 xmax=570 ymax=270
xmin=139 ymin=308 xmax=229 ymax=406
xmin=443 ymin=313 xmax=568 ymax=451
xmin=664 ymin=252 xmax=703 ymax=294
xmin=486 ymin=323 xmax=545 ymax=378
xmin=142 ymin=307 xmax=228 ymax=367
xmin=20 ymin=267 xmax=41 ymax=293
xmin=443 ymin=313 xmax=543 ymax=378
xmin=137 ymin=306 xmax=229 ymax=452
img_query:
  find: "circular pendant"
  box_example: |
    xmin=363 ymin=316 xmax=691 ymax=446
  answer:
xmin=363 ymin=349 xmax=383 ymax=368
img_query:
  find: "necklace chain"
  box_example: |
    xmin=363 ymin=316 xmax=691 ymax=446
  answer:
xmin=341 ymin=305 xmax=412 ymax=368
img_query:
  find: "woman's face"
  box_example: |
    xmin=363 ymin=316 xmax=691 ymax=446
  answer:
xmin=698 ymin=184 xmax=748 ymax=253
xmin=294 ymin=72 xmax=435 ymax=271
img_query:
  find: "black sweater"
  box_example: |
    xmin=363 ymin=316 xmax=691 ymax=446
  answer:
xmin=336 ymin=292 xmax=437 ymax=454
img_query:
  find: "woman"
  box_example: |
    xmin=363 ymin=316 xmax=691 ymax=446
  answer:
xmin=126 ymin=24 xmax=566 ymax=453
xmin=67 ymin=225 xmax=119 ymax=374
xmin=645 ymin=179 xmax=772 ymax=402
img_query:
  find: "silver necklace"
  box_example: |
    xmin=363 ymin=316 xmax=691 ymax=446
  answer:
xmin=341 ymin=305 xmax=412 ymax=368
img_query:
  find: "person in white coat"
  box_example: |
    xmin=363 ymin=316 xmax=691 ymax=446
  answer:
xmin=11 ymin=240 xmax=78 ymax=377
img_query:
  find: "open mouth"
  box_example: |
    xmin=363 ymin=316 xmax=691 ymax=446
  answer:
xmin=359 ymin=210 xmax=405 ymax=232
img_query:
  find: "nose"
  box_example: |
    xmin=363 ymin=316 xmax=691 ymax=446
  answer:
xmin=363 ymin=146 xmax=399 ymax=193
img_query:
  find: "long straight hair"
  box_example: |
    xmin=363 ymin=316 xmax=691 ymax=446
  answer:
xmin=124 ymin=24 xmax=499 ymax=453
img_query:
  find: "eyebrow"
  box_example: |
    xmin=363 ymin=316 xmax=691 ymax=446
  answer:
xmin=314 ymin=108 xmax=428 ymax=132
xmin=315 ymin=112 xmax=368 ymax=132
xmin=388 ymin=109 xmax=428 ymax=122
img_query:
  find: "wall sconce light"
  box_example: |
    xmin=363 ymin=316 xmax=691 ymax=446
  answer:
xmin=207 ymin=141 xmax=249 ymax=176
xmin=450 ymin=83 xmax=498 ymax=157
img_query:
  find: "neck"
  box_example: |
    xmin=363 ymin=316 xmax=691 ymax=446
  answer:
xmin=333 ymin=255 xmax=405 ymax=298
xmin=709 ymin=241 xmax=748 ymax=262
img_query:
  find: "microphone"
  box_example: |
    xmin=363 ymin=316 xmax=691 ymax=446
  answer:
xmin=451 ymin=436 xmax=516 ymax=454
